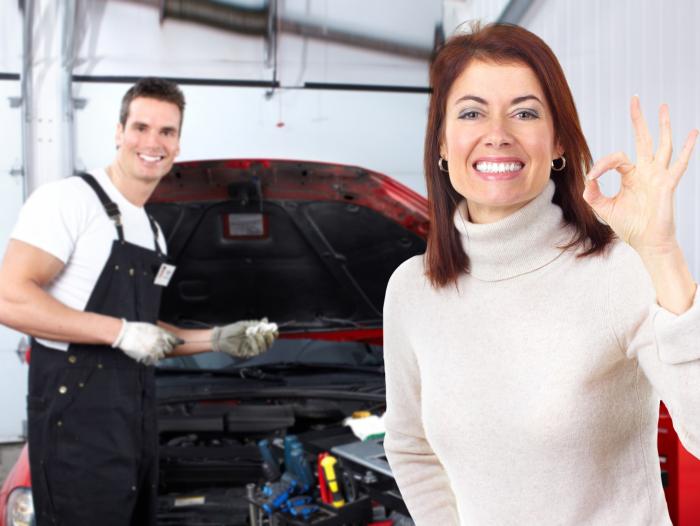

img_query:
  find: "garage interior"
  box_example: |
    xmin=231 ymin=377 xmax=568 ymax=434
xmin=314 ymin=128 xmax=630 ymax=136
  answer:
xmin=0 ymin=0 xmax=699 ymax=525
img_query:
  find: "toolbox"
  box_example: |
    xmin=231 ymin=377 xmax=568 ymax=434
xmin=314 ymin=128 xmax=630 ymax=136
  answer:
xmin=247 ymin=492 xmax=373 ymax=525
xmin=245 ymin=429 xmax=406 ymax=526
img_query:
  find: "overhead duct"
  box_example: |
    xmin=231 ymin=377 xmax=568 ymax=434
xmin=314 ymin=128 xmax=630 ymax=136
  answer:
xmin=159 ymin=0 xmax=433 ymax=60
xmin=159 ymin=0 xmax=269 ymax=36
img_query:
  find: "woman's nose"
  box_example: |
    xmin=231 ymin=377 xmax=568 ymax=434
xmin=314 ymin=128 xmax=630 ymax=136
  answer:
xmin=484 ymin=119 xmax=512 ymax=148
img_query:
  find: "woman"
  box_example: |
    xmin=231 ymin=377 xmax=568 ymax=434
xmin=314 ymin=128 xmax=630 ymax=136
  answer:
xmin=383 ymin=23 xmax=699 ymax=525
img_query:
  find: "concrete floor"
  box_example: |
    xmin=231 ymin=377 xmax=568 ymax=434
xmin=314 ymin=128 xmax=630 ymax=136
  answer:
xmin=0 ymin=442 xmax=25 ymax=484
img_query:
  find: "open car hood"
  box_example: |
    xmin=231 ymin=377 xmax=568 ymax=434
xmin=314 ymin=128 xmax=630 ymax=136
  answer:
xmin=147 ymin=159 xmax=428 ymax=334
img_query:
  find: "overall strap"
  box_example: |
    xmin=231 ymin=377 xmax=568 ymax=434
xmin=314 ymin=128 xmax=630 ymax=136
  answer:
xmin=147 ymin=214 xmax=164 ymax=258
xmin=78 ymin=172 xmax=125 ymax=243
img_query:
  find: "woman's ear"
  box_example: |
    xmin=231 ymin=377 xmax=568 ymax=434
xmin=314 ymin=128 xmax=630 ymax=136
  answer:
xmin=555 ymin=139 xmax=564 ymax=159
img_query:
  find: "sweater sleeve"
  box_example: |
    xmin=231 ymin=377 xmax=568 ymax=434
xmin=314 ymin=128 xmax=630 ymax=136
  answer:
xmin=608 ymin=243 xmax=700 ymax=458
xmin=382 ymin=262 xmax=459 ymax=525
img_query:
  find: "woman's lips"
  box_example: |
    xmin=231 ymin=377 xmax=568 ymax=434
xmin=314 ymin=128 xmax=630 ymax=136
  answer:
xmin=473 ymin=160 xmax=525 ymax=181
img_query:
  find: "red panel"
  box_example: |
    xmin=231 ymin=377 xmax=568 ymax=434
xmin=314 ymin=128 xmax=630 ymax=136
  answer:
xmin=658 ymin=403 xmax=700 ymax=525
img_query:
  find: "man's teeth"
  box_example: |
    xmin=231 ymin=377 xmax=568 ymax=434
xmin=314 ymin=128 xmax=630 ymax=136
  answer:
xmin=475 ymin=161 xmax=523 ymax=173
xmin=139 ymin=154 xmax=162 ymax=162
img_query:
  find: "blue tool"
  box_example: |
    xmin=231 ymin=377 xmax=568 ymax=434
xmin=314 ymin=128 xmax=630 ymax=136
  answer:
xmin=289 ymin=448 xmax=314 ymax=489
xmin=288 ymin=504 xmax=319 ymax=520
xmin=283 ymin=435 xmax=302 ymax=469
xmin=261 ymin=474 xmax=299 ymax=513
xmin=257 ymin=439 xmax=281 ymax=481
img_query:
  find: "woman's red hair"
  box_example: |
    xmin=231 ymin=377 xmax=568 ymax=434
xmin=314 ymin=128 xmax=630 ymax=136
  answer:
xmin=424 ymin=23 xmax=614 ymax=287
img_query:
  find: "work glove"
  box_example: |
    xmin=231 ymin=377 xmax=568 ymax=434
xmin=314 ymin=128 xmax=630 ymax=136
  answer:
xmin=112 ymin=319 xmax=183 ymax=365
xmin=211 ymin=318 xmax=278 ymax=358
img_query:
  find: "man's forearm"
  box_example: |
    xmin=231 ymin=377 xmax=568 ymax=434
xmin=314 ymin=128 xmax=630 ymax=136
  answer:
xmin=158 ymin=321 xmax=213 ymax=355
xmin=0 ymin=281 xmax=122 ymax=345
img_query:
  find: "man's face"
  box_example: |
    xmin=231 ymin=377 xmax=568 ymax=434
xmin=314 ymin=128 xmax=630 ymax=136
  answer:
xmin=115 ymin=97 xmax=182 ymax=183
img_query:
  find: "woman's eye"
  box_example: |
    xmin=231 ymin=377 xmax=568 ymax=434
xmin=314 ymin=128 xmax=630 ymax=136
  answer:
xmin=459 ymin=110 xmax=481 ymax=120
xmin=514 ymin=109 xmax=539 ymax=120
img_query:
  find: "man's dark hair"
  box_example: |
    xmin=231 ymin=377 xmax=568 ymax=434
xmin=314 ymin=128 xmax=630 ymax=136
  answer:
xmin=119 ymin=77 xmax=186 ymax=132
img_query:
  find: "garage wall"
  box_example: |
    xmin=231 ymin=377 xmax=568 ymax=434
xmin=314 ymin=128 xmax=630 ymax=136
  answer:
xmin=72 ymin=0 xmax=438 ymax=193
xmin=0 ymin=1 xmax=28 ymax=441
xmin=522 ymin=0 xmax=700 ymax=280
xmin=1 ymin=0 xmax=699 ymax=441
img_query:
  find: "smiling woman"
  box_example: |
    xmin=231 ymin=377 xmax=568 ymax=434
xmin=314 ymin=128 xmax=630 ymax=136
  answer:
xmin=423 ymin=23 xmax=613 ymax=287
xmin=383 ymin=22 xmax=700 ymax=526
xmin=440 ymin=60 xmax=562 ymax=222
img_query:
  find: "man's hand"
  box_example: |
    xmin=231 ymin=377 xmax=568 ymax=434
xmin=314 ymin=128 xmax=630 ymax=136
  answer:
xmin=113 ymin=320 xmax=184 ymax=365
xmin=211 ymin=318 xmax=278 ymax=358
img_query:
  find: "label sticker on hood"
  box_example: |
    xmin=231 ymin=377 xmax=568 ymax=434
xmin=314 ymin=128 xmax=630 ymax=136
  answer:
xmin=174 ymin=495 xmax=206 ymax=507
xmin=225 ymin=213 xmax=265 ymax=237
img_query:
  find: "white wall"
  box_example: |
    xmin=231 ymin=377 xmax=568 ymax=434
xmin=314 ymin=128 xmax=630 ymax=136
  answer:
xmin=72 ymin=0 xmax=438 ymax=193
xmin=2 ymin=0 xmax=700 ymax=441
xmin=0 ymin=1 xmax=22 ymax=73
xmin=521 ymin=0 xmax=700 ymax=280
xmin=0 ymin=1 xmax=28 ymax=441
xmin=1 ymin=0 xmax=441 ymax=441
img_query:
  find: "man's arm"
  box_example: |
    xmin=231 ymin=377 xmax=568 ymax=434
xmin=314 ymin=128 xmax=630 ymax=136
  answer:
xmin=0 ymin=239 xmax=122 ymax=344
xmin=157 ymin=320 xmax=278 ymax=358
xmin=157 ymin=321 xmax=212 ymax=356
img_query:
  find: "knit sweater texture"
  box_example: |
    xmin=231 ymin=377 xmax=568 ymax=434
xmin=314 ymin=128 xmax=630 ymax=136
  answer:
xmin=383 ymin=181 xmax=700 ymax=525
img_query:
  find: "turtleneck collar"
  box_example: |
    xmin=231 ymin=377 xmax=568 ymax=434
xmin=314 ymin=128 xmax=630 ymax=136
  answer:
xmin=453 ymin=180 xmax=575 ymax=282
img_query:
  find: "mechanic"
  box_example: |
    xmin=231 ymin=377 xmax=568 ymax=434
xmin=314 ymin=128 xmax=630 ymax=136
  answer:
xmin=0 ymin=77 xmax=277 ymax=526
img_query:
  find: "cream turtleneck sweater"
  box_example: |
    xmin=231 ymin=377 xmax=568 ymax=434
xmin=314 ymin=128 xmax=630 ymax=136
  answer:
xmin=383 ymin=181 xmax=700 ymax=525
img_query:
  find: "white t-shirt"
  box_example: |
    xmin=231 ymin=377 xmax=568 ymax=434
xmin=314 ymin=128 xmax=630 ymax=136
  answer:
xmin=11 ymin=169 xmax=167 ymax=351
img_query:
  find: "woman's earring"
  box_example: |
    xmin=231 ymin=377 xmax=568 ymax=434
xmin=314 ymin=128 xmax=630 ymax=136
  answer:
xmin=438 ymin=156 xmax=449 ymax=173
xmin=551 ymin=156 xmax=566 ymax=172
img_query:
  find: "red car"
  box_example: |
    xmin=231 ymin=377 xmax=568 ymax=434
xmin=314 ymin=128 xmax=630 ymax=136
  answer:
xmin=2 ymin=160 xmax=699 ymax=525
xmin=1 ymin=159 xmax=427 ymax=526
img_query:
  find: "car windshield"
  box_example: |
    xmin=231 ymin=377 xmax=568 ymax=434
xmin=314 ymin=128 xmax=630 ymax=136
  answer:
xmin=158 ymin=337 xmax=384 ymax=372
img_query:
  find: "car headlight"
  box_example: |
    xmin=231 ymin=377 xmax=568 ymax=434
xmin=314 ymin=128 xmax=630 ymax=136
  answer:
xmin=5 ymin=487 xmax=35 ymax=526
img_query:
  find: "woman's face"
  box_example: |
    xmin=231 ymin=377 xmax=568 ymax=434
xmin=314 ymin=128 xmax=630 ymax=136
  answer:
xmin=441 ymin=60 xmax=562 ymax=224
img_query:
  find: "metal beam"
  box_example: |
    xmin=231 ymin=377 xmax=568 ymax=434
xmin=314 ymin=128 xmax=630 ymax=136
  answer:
xmin=21 ymin=0 xmax=78 ymax=193
xmin=20 ymin=0 xmax=33 ymax=198
xmin=497 ymin=0 xmax=534 ymax=25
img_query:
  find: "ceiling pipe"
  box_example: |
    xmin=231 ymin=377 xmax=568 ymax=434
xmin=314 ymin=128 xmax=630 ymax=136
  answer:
xmin=159 ymin=0 xmax=433 ymax=60
xmin=278 ymin=17 xmax=432 ymax=60
xmin=160 ymin=0 xmax=268 ymax=35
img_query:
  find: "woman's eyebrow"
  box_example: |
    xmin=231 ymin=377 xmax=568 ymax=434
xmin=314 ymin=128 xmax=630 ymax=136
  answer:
xmin=454 ymin=95 xmax=487 ymax=106
xmin=511 ymin=95 xmax=543 ymax=105
xmin=453 ymin=94 xmax=543 ymax=106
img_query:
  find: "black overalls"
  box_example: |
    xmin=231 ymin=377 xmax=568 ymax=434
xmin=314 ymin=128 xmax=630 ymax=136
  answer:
xmin=27 ymin=173 xmax=166 ymax=526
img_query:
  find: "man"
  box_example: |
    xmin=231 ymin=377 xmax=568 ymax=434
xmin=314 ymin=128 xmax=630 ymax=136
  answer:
xmin=0 ymin=78 xmax=277 ymax=525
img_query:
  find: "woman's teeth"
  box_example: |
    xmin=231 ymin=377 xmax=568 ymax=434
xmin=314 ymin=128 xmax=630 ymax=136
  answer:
xmin=475 ymin=161 xmax=523 ymax=173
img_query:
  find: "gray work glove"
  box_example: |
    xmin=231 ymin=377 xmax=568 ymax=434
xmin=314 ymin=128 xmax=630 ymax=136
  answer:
xmin=112 ymin=319 xmax=183 ymax=365
xmin=211 ymin=318 xmax=278 ymax=358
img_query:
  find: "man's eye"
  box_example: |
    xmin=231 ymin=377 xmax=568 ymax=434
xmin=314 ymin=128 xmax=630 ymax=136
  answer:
xmin=458 ymin=110 xmax=481 ymax=120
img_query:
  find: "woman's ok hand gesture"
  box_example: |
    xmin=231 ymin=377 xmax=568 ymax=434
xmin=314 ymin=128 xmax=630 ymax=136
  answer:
xmin=583 ymin=96 xmax=698 ymax=258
